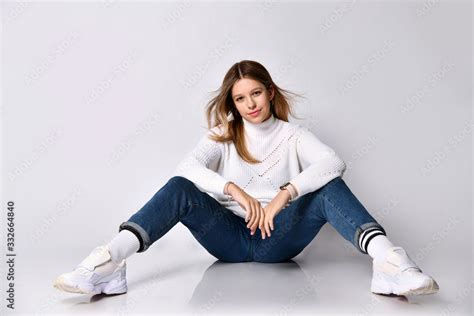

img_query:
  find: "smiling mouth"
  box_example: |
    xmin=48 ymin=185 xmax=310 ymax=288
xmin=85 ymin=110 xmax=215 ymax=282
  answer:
xmin=248 ymin=109 xmax=261 ymax=115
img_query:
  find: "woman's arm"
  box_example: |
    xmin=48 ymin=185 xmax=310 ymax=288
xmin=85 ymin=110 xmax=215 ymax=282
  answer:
xmin=288 ymin=126 xmax=347 ymax=199
xmin=170 ymin=127 xmax=231 ymax=196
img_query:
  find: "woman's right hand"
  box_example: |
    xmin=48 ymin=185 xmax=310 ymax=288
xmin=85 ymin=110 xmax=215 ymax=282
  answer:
xmin=227 ymin=183 xmax=264 ymax=236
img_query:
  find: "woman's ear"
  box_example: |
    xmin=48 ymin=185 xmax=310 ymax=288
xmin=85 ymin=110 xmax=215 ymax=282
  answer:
xmin=268 ymin=84 xmax=275 ymax=100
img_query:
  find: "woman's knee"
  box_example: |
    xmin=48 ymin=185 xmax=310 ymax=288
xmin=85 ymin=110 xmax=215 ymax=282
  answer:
xmin=167 ymin=176 xmax=196 ymax=192
xmin=319 ymin=176 xmax=344 ymax=193
xmin=163 ymin=176 xmax=201 ymax=208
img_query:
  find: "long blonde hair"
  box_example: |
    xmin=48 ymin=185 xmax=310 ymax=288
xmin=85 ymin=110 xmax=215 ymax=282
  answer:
xmin=205 ymin=60 xmax=304 ymax=164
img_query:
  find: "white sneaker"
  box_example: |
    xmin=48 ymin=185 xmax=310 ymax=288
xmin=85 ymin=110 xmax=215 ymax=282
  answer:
xmin=370 ymin=246 xmax=439 ymax=296
xmin=53 ymin=245 xmax=127 ymax=295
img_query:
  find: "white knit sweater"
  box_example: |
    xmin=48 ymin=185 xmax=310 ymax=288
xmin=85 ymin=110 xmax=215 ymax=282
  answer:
xmin=171 ymin=113 xmax=347 ymax=219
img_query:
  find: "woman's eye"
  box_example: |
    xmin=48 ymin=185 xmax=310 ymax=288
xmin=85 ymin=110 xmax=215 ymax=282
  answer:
xmin=236 ymin=92 xmax=259 ymax=101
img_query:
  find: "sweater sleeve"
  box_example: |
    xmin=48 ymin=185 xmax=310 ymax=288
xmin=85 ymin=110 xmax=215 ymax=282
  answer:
xmin=289 ymin=126 xmax=347 ymax=199
xmin=170 ymin=126 xmax=230 ymax=196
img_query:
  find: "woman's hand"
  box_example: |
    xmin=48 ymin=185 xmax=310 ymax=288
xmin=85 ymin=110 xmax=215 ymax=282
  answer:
xmin=260 ymin=190 xmax=292 ymax=239
xmin=227 ymin=183 xmax=265 ymax=235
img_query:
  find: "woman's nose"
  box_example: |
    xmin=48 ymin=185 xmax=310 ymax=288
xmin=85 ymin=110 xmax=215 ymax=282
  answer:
xmin=247 ymin=100 xmax=257 ymax=108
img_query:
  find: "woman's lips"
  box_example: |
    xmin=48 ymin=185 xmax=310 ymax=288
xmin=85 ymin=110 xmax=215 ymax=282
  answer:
xmin=248 ymin=109 xmax=261 ymax=116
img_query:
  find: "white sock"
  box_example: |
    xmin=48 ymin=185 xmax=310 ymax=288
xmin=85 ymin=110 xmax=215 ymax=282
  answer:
xmin=106 ymin=229 xmax=140 ymax=264
xmin=366 ymin=234 xmax=395 ymax=262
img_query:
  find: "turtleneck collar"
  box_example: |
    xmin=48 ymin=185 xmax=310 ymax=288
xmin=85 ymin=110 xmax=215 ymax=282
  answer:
xmin=242 ymin=112 xmax=278 ymax=137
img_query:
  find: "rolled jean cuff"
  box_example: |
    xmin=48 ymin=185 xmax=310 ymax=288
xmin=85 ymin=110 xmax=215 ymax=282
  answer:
xmin=119 ymin=221 xmax=151 ymax=253
xmin=353 ymin=221 xmax=387 ymax=254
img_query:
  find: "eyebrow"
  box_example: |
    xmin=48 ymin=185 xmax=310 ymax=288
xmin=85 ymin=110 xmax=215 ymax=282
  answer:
xmin=233 ymin=87 xmax=262 ymax=98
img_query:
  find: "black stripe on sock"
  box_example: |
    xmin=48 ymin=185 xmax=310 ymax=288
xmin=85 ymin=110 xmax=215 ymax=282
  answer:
xmin=362 ymin=231 xmax=386 ymax=253
xmin=359 ymin=227 xmax=384 ymax=249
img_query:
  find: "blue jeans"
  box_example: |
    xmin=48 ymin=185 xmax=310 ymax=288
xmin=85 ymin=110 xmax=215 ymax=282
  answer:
xmin=118 ymin=176 xmax=386 ymax=263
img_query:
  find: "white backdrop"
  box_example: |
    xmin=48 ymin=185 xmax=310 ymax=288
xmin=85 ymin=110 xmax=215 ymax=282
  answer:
xmin=1 ymin=1 xmax=472 ymax=314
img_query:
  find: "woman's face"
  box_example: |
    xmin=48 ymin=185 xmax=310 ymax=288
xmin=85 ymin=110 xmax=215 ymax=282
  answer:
xmin=231 ymin=78 xmax=274 ymax=123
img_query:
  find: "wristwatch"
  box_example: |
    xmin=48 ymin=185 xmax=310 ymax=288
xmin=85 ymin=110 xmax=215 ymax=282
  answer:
xmin=280 ymin=182 xmax=297 ymax=199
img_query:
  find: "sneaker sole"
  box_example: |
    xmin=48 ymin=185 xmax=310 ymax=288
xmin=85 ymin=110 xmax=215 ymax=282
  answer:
xmin=371 ymin=270 xmax=439 ymax=296
xmin=54 ymin=276 xmax=127 ymax=295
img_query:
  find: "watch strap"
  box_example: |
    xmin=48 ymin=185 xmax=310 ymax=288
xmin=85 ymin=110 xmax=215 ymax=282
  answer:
xmin=280 ymin=182 xmax=297 ymax=200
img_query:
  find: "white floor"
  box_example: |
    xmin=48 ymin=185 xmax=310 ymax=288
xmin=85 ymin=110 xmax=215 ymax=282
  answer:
xmin=8 ymin=224 xmax=472 ymax=315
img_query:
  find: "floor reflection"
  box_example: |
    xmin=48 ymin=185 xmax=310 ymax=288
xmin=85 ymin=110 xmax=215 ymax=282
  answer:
xmin=187 ymin=259 xmax=322 ymax=313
